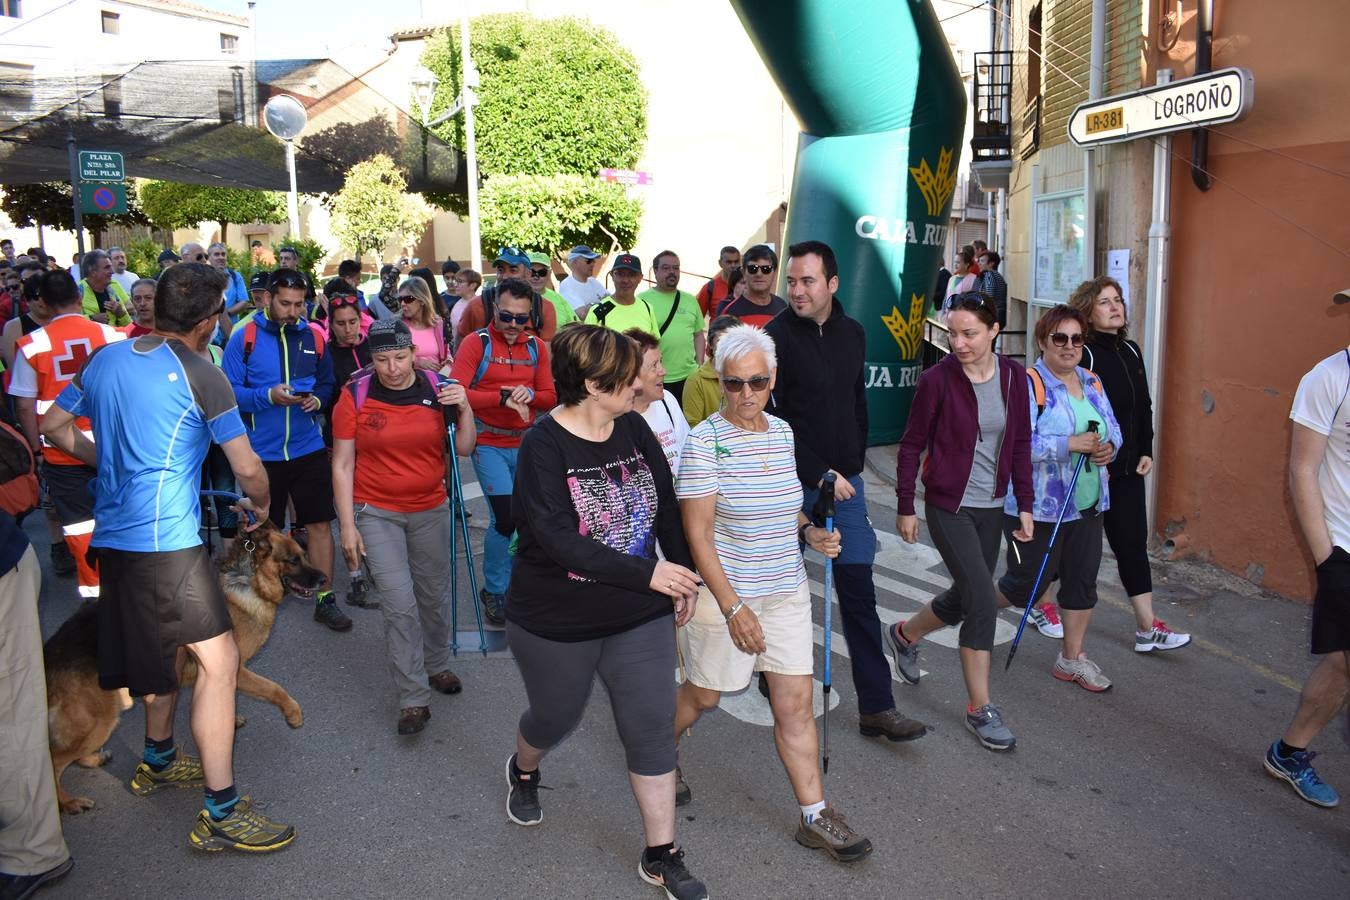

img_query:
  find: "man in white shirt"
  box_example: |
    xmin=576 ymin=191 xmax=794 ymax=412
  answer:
xmin=557 ymin=245 xmax=610 ymax=318
xmin=1272 ymin=311 xmax=1350 ymax=810
xmin=108 ymin=247 xmax=139 ymax=294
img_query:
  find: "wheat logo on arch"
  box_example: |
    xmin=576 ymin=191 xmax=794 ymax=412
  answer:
xmin=882 ymin=293 xmax=926 ymax=360
xmin=909 ymin=147 xmax=957 ymax=218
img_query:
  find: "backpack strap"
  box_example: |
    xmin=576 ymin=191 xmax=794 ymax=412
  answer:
xmin=657 ymin=291 xmax=681 ymax=336
xmin=471 ymin=330 xmax=492 ymax=388
xmin=1027 ymin=368 xmax=1048 ymax=419
xmin=346 ymin=369 xmax=374 ymax=412
xmin=241 ymin=320 xmax=256 ymax=388
xmin=591 ymin=299 xmax=615 ymax=325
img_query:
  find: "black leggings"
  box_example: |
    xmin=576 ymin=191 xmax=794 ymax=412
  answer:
xmin=508 ymin=614 xmax=676 ymax=776
xmin=1103 ymin=472 xmax=1152 ymax=597
xmin=927 ymin=504 xmax=1004 ymax=650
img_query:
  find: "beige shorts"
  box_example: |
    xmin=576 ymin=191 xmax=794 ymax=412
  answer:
xmin=678 ymin=581 xmax=813 ymax=692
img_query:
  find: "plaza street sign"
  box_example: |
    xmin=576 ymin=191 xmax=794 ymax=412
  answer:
xmin=80 ymin=183 xmax=128 ymax=215
xmin=78 ymin=150 xmax=125 ymax=181
xmin=1068 ymin=67 xmax=1254 ymax=147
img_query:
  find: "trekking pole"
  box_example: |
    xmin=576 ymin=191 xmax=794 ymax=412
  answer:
xmin=447 ymin=421 xmax=488 ymax=655
xmin=199 ymin=490 xmax=256 ymax=527
xmin=1005 ymin=421 xmax=1099 ymax=672
xmin=817 ymin=472 xmax=837 ymax=775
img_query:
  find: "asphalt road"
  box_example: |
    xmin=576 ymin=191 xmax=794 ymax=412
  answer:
xmin=29 ymin=463 xmax=1350 ymax=899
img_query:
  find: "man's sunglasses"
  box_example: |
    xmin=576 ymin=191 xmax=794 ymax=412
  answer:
xmin=1049 ymin=332 xmax=1085 ymax=348
xmin=744 ymin=264 xmax=774 ymax=275
xmin=721 ymin=375 xmax=771 ymax=393
xmin=529 ymin=267 xmax=549 ymax=278
xmin=498 ymin=311 xmax=531 ymax=325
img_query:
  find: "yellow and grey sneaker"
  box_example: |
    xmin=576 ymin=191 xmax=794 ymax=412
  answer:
xmin=188 ymin=797 xmax=297 ymax=853
xmin=129 ymin=756 xmax=205 ymax=796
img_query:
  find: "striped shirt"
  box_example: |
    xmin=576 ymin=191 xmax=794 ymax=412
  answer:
xmin=676 ymin=412 xmax=805 ymax=598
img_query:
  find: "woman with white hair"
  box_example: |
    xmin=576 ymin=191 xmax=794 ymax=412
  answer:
xmin=673 ymin=324 xmax=873 ymax=863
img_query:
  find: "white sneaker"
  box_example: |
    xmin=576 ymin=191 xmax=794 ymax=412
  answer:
xmin=1052 ymin=652 xmax=1112 ymax=692
xmin=1135 ymin=619 xmax=1191 ymax=652
xmin=1029 ymin=603 xmax=1064 ymax=638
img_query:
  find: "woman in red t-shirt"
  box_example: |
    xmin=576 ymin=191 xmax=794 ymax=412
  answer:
xmin=331 ymin=319 xmax=476 ymax=735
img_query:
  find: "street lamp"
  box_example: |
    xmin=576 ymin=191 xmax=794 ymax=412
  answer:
xmin=263 ymin=94 xmax=307 ymax=238
xmin=410 ymin=13 xmax=482 ymax=273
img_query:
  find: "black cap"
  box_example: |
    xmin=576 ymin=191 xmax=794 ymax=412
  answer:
xmin=249 ymin=271 xmax=270 ymax=291
xmin=610 ymin=253 xmax=641 ymax=274
xmin=158 ymin=249 xmax=180 ymax=264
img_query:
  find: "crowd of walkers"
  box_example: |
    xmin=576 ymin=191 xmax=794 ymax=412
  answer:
xmin=0 ymin=230 xmax=1344 ymax=900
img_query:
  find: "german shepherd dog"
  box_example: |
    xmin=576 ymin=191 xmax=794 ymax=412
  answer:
xmin=43 ymin=523 xmax=325 ymax=814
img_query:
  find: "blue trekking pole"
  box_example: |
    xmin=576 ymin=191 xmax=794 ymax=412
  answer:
xmin=1005 ymin=420 xmax=1099 ymax=671
xmin=446 ymin=417 xmax=488 ymax=656
xmin=817 ymin=472 xmax=837 ymax=775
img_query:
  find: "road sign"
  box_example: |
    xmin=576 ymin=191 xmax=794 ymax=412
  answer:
xmin=1068 ymin=67 xmax=1254 ymax=147
xmin=80 ymin=183 xmax=127 ymax=215
xmin=78 ymin=150 xmax=125 ymax=181
xmin=599 ymin=168 xmax=653 ymax=186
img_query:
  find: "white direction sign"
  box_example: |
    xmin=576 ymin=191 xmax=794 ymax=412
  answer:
xmin=1069 ymin=67 xmax=1254 ymax=147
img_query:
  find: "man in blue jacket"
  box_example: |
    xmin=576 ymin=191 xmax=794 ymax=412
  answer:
xmin=223 ymin=268 xmax=349 ymax=632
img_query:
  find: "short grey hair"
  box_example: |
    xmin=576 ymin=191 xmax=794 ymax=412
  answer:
xmin=107 ymin=246 xmax=124 ymax=256
xmin=179 ymin=242 xmax=204 ymax=256
xmin=130 ymin=277 xmax=157 ymax=295
xmin=713 ymin=324 xmax=777 ymax=375
xmin=207 ymin=242 xmax=227 ymax=254
xmin=80 ymin=249 xmax=108 ymax=277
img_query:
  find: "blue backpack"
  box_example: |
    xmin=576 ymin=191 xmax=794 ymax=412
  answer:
xmin=469 ymin=328 xmax=539 ymax=388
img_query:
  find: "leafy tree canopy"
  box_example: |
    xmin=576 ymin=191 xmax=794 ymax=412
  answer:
xmin=136 ymin=181 xmax=286 ymax=234
xmin=1 ymin=181 xmax=149 ymax=235
xmin=478 ymin=174 xmax=640 ymax=259
xmin=329 ymin=155 xmax=433 ymax=263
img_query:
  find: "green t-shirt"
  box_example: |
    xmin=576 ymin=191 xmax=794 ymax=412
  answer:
xmin=638 ymin=288 xmax=704 ymax=382
xmin=583 ymin=296 xmax=661 ymax=336
xmin=1066 ymin=391 xmax=1101 ymax=510
xmin=542 ymin=288 xmax=578 ymax=327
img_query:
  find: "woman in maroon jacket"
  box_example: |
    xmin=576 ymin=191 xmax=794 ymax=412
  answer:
xmin=888 ymin=294 xmax=1035 ymax=751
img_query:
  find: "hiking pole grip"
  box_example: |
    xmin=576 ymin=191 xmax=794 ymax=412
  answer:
xmin=1083 ymin=419 xmax=1100 ymax=472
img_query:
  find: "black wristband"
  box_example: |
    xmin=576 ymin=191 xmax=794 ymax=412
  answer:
xmin=798 ymin=522 xmax=810 ymax=545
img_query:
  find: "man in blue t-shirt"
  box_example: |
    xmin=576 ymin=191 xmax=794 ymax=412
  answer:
xmin=42 ymin=263 xmax=295 ymax=854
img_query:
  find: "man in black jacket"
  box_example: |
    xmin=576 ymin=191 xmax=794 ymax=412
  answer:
xmin=765 ymin=240 xmax=927 ymax=743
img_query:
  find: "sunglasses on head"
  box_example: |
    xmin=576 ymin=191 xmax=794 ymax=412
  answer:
xmin=744 ymin=263 xmax=774 ymax=275
xmin=721 ymin=375 xmax=771 ymax=393
xmin=329 ymin=295 xmax=359 ymax=307
xmin=1049 ymin=332 xmax=1085 ymax=348
xmin=497 ymin=310 xmax=531 ymax=325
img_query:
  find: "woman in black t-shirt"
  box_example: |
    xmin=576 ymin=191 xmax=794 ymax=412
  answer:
xmin=503 ymin=325 xmax=709 ymax=900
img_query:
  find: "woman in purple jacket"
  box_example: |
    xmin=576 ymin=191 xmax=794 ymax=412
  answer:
xmin=888 ymin=294 xmax=1034 ymax=751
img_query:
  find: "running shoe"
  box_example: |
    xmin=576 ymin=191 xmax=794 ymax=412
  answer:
xmin=1135 ymin=619 xmax=1191 ymax=652
xmin=794 ymin=806 xmax=873 ymax=862
xmin=129 ymin=756 xmax=205 ymax=796
xmin=885 ymin=621 xmax=922 ymax=685
xmin=965 ymin=704 xmax=1016 ymax=751
xmin=1263 ymin=742 xmax=1340 ymax=808
xmin=187 ymin=797 xmax=296 ymax=853
xmin=314 ymin=597 xmax=353 ymax=632
xmin=1030 ymin=603 xmax=1064 ymax=638
xmin=674 ymin=766 xmax=692 ymax=807
xmin=638 ymin=847 xmax=708 ymax=900
xmin=1052 ymin=652 xmax=1112 ymax=692
xmin=0 ymin=857 xmax=73 ymax=898
xmin=505 ymin=754 xmax=543 ymax=826
xmin=481 ymin=589 xmax=506 ymax=628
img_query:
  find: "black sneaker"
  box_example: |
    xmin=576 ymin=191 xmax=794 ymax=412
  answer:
xmin=505 ymin=754 xmax=542 ymax=826
xmin=50 ymin=542 xmax=75 ymax=577
xmin=314 ymin=597 xmax=352 ymax=632
xmin=638 ymin=847 xmax=708 ymax=900
xmin=0 ymin=857 xmax=73 ymax=899
xmin=481 ymin=589 xmax=506 ymax=628
xmin=345 ymin=575 xmax=378 ymax=609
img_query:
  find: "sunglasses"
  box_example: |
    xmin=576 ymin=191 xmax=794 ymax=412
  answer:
xmin=721 ymin=375 xmax=771 ymax=393
xmin=744 ymin=264 xmax=774 ymax=275
xmin=1049 ymin=332 xmax=1085 ymax=348
xmin=398 ymin=295 xmax=419 ymax=304
xmin=329 ymin=295 xmax=359 ymax=307
xmin=529 ymin=267 xmax=549 ymax=278
xmin=497 ymin=311 xmax=531 ymax=325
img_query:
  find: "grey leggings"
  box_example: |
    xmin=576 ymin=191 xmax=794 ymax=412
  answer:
xmin=927 ymin=503 xmax=1004 ymax=651
xmin=508 ymin=614 xmax=677 ymax=777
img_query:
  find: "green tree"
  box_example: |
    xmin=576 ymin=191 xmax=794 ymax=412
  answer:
xmin=0 ymin=182 xmax=150 ymax=247
xmin=136 ymin=181 xmax=286 ymax=243
xmin=479 ymin=175 xmax=640 ymax=258
xmin=418 ymin=14 xmax=648 ymax=252
xmin=329 ymin=155 xmax=433 ymax=266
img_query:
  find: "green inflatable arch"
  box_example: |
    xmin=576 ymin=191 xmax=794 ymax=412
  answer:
xmin=730 ymin=0 xmax=967 ymax=443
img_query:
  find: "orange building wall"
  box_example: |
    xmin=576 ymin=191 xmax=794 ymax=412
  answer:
xmin=1155 ymin=1 xmax=1350 ymax=598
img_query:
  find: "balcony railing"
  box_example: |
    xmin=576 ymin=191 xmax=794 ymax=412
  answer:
xmin=971 ymin=50 xmax=1012 ymax=162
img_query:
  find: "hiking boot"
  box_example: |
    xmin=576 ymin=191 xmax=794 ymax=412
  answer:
xmin=187 ymin=797 xmax=296 ymax=853
xmin=345 ymin=574 xmax=378 ymax=609
xmin=129 ymin=756 xmax=205 ymax=796
xmin=481 ymin=589 xmax=506 ymax=628
xmin=429 ymin=670 xmax=462 ymax=695
xmin=674 ymin=766 xmax=692 ymax=807
xmin=886 ymin=621 xmax=921 ymax=685
xmin=314 ymin=597 xmax=353 ymax=632
xmin=638 ymin=847 xmax=708 ymax=900
xmin=965 ymin=704 xmax=1016 ymax=751
xmin=1135 ymin=619 xmax=1191 ymax=652
xmin=50 ymin=541 xmax=75 ymax=577
xmin=858 ymin=708 xmax=927 ymax=742
xmin=794 ymin=805 xmax=873 ymax=862
xmin=1053 ymin=652 xmax=1112 ymax=692
xmin=505 ymin=754 xmax=542 ymax=826
xmin=0 ymin=857 xmax=73 ymax=898
xmin=398 ymin=706 xmax=430 ymax=735
xmin=1030 ymin=603 xmax=1064 ymax=638
xmin=1264 ymin=742 xmax=1340 ymax=808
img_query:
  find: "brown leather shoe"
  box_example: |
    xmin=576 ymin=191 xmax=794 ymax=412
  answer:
xmin=397 ymin=706 xmax=430 ymax=735
xmin=858 ymin=708 xmax=927 ymax=742
xmin=429 ymin=670 xmax=463 ymax=695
